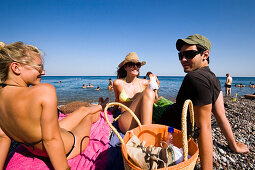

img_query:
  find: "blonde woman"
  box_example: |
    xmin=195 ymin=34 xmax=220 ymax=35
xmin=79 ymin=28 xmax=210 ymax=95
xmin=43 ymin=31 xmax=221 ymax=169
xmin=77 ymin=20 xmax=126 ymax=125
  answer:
xmin=113 ymin=52 xmax=156 ymax=133
xmin=0 ymin=42 xmax=108 ymax=169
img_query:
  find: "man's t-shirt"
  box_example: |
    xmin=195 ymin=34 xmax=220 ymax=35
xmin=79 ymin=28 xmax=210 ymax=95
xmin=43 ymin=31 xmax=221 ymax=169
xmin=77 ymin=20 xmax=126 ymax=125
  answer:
xmin=160 ymin=66 xmax=221 ymax=130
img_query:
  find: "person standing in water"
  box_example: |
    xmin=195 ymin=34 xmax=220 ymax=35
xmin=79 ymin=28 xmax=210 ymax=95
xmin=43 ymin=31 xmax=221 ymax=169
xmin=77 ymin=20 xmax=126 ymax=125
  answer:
xmin=225 ymin=73 xmax=232 ymax=96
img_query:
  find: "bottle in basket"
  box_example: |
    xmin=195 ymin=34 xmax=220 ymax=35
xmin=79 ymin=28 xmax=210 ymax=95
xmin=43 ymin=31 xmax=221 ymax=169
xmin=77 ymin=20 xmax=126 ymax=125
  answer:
xmin=166 ymin=127 xmax=174 ymax=146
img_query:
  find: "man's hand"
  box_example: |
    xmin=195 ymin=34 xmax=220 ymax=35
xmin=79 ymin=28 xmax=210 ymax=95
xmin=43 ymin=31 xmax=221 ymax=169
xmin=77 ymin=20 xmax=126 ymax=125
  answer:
xmin=230 ymin=142 xmax=249 ymax=153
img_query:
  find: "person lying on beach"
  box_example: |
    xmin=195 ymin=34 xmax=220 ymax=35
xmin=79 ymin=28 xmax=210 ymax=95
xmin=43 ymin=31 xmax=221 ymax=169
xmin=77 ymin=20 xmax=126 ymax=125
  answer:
xmin=108 ymin=78 xmax=113 ymax=90
xmin=0 ymin=42 xmax=109 ymax=170
xmin=157 ymin=34 xmax=249 ymax=169
xmin=113 ymin=52 xmax=156 ymax=133
xmin=146 ymin=71 xmax=160 ymax=101
xmin=87 ymin=83 xmax=94 ymax=87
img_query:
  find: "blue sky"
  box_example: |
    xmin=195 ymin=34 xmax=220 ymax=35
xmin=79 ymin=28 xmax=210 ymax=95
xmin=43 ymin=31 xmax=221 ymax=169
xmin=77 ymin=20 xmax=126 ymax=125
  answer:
xmin=1 ymin=0 xmax=255 ymax=77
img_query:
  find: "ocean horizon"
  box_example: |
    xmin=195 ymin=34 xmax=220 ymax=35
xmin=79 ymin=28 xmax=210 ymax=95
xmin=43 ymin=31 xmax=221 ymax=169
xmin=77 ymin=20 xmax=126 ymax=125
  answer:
xmin=41 ymin=76 xmax=255 ymax=105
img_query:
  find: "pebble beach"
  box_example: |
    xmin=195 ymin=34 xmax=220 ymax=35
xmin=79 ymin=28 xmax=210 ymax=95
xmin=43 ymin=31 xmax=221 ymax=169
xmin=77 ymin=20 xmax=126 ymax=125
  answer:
xmin=9 ymin=96 xmax=255 ymax=169
xmin=198 ymin=97 xmax=255 ymax=170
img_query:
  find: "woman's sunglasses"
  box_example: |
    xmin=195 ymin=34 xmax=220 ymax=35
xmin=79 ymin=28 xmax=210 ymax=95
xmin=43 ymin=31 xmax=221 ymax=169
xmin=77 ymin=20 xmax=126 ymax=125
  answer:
xmin=178 ymin=50 xmax=202 ymax=60
xmin=126 ymin=62 xmax=141 ymax=68
xmin=28 ymin=64 xmax=44 ymax=73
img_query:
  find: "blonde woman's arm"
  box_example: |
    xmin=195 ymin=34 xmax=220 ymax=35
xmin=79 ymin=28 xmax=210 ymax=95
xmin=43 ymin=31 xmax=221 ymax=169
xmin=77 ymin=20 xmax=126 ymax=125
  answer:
xmin=39 ymin=84 xmax=69 ymax=170
xmin=0 ymin=127 xmax=11 ymax=170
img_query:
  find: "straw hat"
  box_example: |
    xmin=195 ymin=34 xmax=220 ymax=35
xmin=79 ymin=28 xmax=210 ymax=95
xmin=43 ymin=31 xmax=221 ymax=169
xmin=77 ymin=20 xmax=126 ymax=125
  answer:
xmin=118 ymin=52 xmax=146 ymax=68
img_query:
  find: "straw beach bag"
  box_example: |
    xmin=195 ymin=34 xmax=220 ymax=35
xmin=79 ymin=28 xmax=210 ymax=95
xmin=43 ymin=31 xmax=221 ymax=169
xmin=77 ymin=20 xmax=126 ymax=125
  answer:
xmin=104 ymin=100 xmax=199 ymax=170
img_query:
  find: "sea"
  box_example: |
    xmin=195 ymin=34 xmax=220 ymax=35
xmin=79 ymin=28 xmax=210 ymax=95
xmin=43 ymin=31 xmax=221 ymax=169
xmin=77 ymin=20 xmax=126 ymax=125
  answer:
xmin=41 ymin=76 xmax=255 ymax=105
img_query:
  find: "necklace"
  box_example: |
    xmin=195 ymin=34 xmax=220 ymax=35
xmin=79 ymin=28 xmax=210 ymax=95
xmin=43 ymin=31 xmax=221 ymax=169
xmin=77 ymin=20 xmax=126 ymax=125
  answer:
xmin=0 ymin=83 xmax=23 ymax=87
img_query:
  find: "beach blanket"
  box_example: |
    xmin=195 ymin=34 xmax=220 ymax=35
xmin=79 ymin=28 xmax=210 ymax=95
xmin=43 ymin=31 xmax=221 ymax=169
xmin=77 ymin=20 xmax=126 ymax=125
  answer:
xmin=4 ymin=111 xmax=113 ymax=170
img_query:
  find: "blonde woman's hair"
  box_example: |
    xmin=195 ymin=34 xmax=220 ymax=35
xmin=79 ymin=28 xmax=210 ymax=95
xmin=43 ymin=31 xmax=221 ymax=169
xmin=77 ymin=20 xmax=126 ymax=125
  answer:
xmin=0 ymin=41 xmax=41 ymax=83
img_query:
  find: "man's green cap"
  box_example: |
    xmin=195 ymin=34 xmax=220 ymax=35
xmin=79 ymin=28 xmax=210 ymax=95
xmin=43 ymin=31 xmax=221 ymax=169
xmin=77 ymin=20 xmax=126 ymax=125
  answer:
xmin=176 ymin=34 xmax=211 ymax=51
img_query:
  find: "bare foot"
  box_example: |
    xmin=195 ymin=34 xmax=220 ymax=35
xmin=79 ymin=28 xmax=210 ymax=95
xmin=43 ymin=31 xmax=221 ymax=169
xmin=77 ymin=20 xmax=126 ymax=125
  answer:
xmin=98 ymin=97 xmax=104 ymax=105
xmin=100 ymin=97 xmax=109 ymax=111
xmin=87 ymin=111 xmax=101 ymax=123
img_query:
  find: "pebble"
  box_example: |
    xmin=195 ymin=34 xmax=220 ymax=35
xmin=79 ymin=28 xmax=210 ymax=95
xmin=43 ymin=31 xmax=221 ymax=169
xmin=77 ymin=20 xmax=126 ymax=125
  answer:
xmin=218 ymin=148 xmax=226 ymax=155
xmin=226 ymin=155 xmax=235 ymax=163
xmin=222 ymin=156 xmax=228 ymax=163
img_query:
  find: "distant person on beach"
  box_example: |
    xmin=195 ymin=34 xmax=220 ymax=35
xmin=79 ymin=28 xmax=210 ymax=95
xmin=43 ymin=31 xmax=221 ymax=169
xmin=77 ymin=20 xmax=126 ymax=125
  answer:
xmin=0 ymin=42 xmax=109 ymax=170
xmin=225 ymin=73 xmax=232 ymax=96
xmin=146 ymin=71 xmax=160 ymax=101
xmin=87 ymin=83 xmax=94 ymax=87
xmin=82 ymin=84 xmax=86 ymax=89
xmin=113 ymin=52 xmax=156 ymax=133
xmin=108 ymin=78 xmax=113 ymax=90
xmin=95 ymin=86 xmax=100 ymax=90
xmin=157 ymin=34 xmax=249 ymax=169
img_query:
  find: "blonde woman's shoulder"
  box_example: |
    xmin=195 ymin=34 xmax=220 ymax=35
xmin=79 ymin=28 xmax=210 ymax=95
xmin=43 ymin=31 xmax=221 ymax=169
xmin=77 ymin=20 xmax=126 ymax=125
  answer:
xmin=30 ymin=84 xmax=56 ymax=100
xmin=32 ymin=83 xmax=55 ymax=91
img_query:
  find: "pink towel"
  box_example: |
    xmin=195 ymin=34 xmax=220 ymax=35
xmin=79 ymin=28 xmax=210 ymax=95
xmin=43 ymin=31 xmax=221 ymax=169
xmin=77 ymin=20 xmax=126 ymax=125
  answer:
xmin=5 ymin=111 xmax=113 ymax=170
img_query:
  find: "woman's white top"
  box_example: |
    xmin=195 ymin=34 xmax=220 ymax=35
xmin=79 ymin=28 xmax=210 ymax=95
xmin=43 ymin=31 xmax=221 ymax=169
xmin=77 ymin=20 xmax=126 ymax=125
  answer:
xmin=149 ymin=76 xmax=159 ymax=90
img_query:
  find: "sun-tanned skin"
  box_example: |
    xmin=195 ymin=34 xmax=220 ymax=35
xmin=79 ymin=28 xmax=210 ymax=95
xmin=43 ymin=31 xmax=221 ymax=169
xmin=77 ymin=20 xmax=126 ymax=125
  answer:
xmin=0 ymin=45 xmax=109 ymax=170
xmin=114 ymin=57 xmax=156 ymax=133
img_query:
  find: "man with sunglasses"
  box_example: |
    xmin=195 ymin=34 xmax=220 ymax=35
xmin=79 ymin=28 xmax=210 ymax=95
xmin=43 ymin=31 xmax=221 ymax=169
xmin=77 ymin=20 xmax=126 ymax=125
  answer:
xmin=160 ymin=34 xmax=249 ymax=169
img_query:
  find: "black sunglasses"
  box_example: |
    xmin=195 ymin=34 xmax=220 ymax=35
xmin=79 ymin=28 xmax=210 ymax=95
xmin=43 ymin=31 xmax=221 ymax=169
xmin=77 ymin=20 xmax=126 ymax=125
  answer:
xmin=126 ymin=62 xmax=141 ymax=68
xmin=178 ymin=50 xmax=201 ymax=60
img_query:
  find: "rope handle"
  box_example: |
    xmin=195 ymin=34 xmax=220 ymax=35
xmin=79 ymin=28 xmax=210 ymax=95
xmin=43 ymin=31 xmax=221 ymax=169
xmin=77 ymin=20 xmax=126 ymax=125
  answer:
xmin=181 ymin=99 xmax=195 ymax=161
xmin=104 ymin=102 xmax=142 ymax=144
xmin=104 ymin=100 xmax=194 ymax=162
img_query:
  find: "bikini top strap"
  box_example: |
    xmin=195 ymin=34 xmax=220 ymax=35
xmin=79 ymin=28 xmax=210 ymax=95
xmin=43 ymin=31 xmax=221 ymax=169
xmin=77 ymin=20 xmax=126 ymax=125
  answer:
xmin=0 ymin=83 xmax=7 ymax=87
xmin=137 ymin=79 xmax=143 ymax=92
xmin=122 ymin=78 xmax=126 ymax=90
xmin=19 ymin=139 xmax=43 ymax=151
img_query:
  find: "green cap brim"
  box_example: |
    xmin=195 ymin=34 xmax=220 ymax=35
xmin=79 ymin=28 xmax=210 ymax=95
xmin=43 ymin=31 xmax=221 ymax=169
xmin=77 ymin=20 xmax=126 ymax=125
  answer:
xmin=176 ymin=39 xmax=199 ymax=51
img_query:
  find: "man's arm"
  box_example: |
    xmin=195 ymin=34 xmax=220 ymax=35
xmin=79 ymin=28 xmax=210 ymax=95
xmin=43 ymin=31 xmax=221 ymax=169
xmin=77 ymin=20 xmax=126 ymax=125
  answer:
xmin=0 ymin=128 xmax=11 ymax=169
xmin=212 ymin=91 xmax=249 ymax=153
xmin=194 ymin=104 xmax=213 ymax=170
xmin=40 ymin=84 xmax=69 ymax=170
xmin=225 ymin=77 xmax=229 ymax=84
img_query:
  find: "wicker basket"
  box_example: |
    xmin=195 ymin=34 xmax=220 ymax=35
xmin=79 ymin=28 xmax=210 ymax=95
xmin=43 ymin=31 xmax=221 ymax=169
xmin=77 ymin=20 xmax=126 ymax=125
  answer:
xmin=104 ymin=100 xmax=199 ymax=170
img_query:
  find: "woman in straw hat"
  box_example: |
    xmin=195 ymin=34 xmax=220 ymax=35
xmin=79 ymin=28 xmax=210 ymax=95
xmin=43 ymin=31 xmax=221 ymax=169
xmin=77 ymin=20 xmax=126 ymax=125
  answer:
xmin=113 ymin=52 xmax=156 ymax=133
xmin=0 ymin=41 xmax=108 ymax=169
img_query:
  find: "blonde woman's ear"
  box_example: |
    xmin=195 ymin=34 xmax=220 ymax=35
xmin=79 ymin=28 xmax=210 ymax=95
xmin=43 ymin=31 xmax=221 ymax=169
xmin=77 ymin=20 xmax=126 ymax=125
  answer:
xmin=10 ymin=62 xmax=22 ymax=75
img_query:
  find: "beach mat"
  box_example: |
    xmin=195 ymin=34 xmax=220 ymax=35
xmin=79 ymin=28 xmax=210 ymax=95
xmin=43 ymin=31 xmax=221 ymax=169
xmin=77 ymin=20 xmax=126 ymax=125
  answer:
xmin=4 ymin=111 xmax=113 ymax=170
